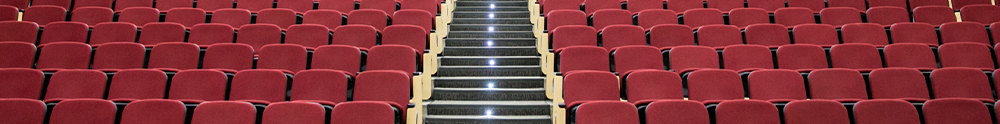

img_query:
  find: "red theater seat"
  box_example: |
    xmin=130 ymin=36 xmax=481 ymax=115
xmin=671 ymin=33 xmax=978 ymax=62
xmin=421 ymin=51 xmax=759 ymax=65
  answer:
xmin=107 ymin=69 xmax=168 ymax=102
xmin=169 ymin=70 xmax=229 ymax=103
xmin=808 ymin=69 xmax=868 ymax=102
xmin=716 ymin=100 xmax=781 ymax=124
xmin=48 ymin=99 xmax=116 ymax=124
xmin=686 ymin=69 xmax=744 ymax=103
xmin=191 ymin=101 xmax=257 ymax=124
xmin=854 ymin=99 xmax=921 ymax=124
xmin=120 ymin=99 xmax=186 ymax=124
xmin=869 ymin=68 xmax=930 ymax=101
xmin=784 ymin=100 xmax=852 ymax=124
xmin=44 ymin=70 xmax=108 ymax=102
xmin=574 ymin=101 xmax=640 ymax=124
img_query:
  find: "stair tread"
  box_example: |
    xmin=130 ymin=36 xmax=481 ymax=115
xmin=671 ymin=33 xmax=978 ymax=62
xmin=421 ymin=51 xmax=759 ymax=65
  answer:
xmin=427 ymin=100 xmax=550 ymax=105
xmin=434 ymin=76 xmax=546 ymax=79
xmin=424 ymin=115 xmax=552 ymax=119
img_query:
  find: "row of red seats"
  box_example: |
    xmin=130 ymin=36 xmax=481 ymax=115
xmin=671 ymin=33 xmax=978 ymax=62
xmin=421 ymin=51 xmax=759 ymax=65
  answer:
xmin=0 ymin=0 xmax=439 ymax=14
xmin=0 ymin=42 xmax=419 ymax=74
xmin=0 ymin=68 xmax=411 ymax=107
xmin=541 ymin=0 xmax=984 ymax=15
xmin=550 ymin=22 xmax=998 ymax=51
xmin=565 ymin=68 xmax=996 ymax=106
xmin=570 ymin=99 xmax=993 ymax=124
xmin=545 ymin=5 xmax=999 ymax=32
xmin=558 ymin=43 xmax=993 ymax=74
xmin=9 ymin=6 xmax=435 ymax=32
xmin=0 ymin=20 xmax=430 ymax=51
xmin=2 ymin=99 xmax=399 ymax=124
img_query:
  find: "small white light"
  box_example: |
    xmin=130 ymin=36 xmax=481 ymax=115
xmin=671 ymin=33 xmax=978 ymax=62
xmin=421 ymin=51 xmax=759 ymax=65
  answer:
xmin=486 ymin=40 xmax=494 ymax=46
xmin=488 ymin=60 xmax=496 ymax=65
xmin=488 ymin=13 xmax=495 ymax=18
xmin=488 ymin=27 xmax=494 ymax=31
xmin=487 ymin=83 xmax=495 ymax=88
xmin=485 ymin=110 xmax=493 ymax=116
xmin=490 ymin=4 xmax=495 ymax=9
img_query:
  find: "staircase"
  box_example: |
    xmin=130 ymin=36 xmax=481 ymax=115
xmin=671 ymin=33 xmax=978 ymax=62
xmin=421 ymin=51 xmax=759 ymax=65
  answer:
xmin=423 ymin=0 xmax=552 ymax=123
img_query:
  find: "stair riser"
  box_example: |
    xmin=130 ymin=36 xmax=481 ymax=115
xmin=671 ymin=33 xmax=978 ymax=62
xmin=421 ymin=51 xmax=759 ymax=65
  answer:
xmin=454 ymin=8 xmax=530 ymax=11
xmin=443 ymin=47 xmax=538 ymax=56
xmin=455 ymin=2 xmax=528 ymax=6
xmin=440 ymin=58 xmax=540 ymax=66
xmin=424 ymin=119 xmax=552 ymax=124
xmin=450 ymin=25 xmax=533 ymax=31
xmin=431 ymin=90 xmax=548 ymax=100
xmin=451 ymin=19 xmax=532 ymax=24
xmin=426 ymin=105 xmax=551 ymax=115
xmin=445 ymin=39 xmax=536 ymax=46
xmin=434 ymin=78 xmax=545 ymax=88
xmin=454 ymin=13 xmax=531 ymax=18
xmin=448 ymin=32 xmax=534 ymax=38
xmin=437 ymin=67 xmax=544 ymax=76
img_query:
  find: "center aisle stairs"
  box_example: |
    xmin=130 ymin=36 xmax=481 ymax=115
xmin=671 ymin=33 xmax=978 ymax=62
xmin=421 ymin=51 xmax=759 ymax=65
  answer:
xmin=424 ymin=0 xmax=552 ymax=123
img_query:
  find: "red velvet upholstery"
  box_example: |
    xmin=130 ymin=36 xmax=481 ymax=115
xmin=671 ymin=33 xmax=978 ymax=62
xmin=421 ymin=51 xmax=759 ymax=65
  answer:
xmin=707 ymin=0 xmax=744 ymax=11
xmin=0 ymin=42 xmax=36 ymax=68
xmin=330 ymin=101 xmax=397 ymax=124
xmin=262 ymin=102 xmax=326 ymax=124
xmin=71 ymin=7 xmax=114 ymax=26
xmin=584 ymin=0 xmax=622 ymax=15
xmin=774 ymin=8 xmax=816 ymax=27
xmin=311 ymin=45 xmax=363 ymax=74
xmin=212 ymin=9 xmax=252 ymax=28
xmin=776 ymin=44 xmax=828 ymax=71
xmin=0 ymin=69 xmax=44 ymax=99
xmin=884 ymin=43 xmax=937 ymax=70
xmin=546 ymin=10 xmax=587 ymax=32
xmin=952 ymin=0 xmax=992 ymax=10
xmin=666 ymin=0 xmax=701 ymax=13
xmin=120 ymin=99 xmax=186 ymax=124
xmin=359 ymin=0 xmax=397 ymax=14
xmin=107 ymin=69 xmax=167 ymax=102
xmin=191 ymin=101 xmax=257 ymax=124
xmin=353 ymin=70 xmax=411 ymax=113
xmin=156 ymin=0 xmax=194 ymax=12
xmin=118 ymin=7 xmax=160 ymax=27
xmin=552 ymin=25 xmax=598 ymax=50
xmin=787 ymin=0 xmax=825 ymax=12
xmin=668 ymin=46 xmax=719 ymax=72
xmin=729 ymin=8 xmax=770 ymax=28
xmin=348 ymin=9 xmax=390 ymax=31
xmin=22 ymin=5 xmax=67 ymax=27
xmin=169 ymin=70 xmax=229 ymax=103
xmin=940 ymin=22 xmax=991 ymax=45
xmin=197 ymin=0 xmax=235 ymax=12
xmin=747 ymin=69 xmax=807 ymax=102
xmin=319 ymin=0 xmax=356 ymax=13
xmin=393 ymin=10 xmax=435 ymax=33
xmin=303 ymin=10 xmax=344 ymax=30
xmin=644 ymin=100 xmax=709 ymax=124
xmin=139 ymin=22 xmax=187 ymax=46
xmin=854 ymin=99 xmax=921 ymax=124
xmin=924 ymin=98 xmax=993 ymax=124
xmin=49 ymin=99 xmax=116 ymax=124
xmin=558 ymin=46 xmax=610 ymax=72
xmin=715 ymin=100 xmax=781 ymax=124
xmin=37 ymin=42 xmax=92 ymax=70
xmin=575 ymin=101 xmax=640 ymax=124
xmin=784 ymin=100 xmax=851 ymax=124
xmin=39 ymin=22 xmax=89 ymax=45
xmin=628 ymin=0 xmax=663 ymax=13
xmin=165 ymin=8 xmax=207 ymax=28
xmin=791 ymin=24 xmax=839 ymax=47
xmin=637 ymin=10 xmax=678 ymax=29
xmin=92 ymin=42 xmax=146 ymax=71
xmin=592 ymin=9 xmax=632 ymax=31
xmin=563 ymin=71 xmax=620 ymax=107
xmin=827 ymin=0 xmax=866 ymax=11
xmin=115 ymin=0 xmax=153 ymax=11
xmin=237 ymin=24 xmax=283 ymax=52
xmin=44 ymin=70 xmax=108 ymax=102
xmin=930 ymin=68 xmax=994 ymax=102
xmin=744 ymin=24 xmax=790 ymax=47
xmin=722 ymin=45 xmax=773 ymax=71
xmin=257 ymin=9 xmax=298 ymax=29
xmin=286 ymin=24 xmax=332 ymax=49
xmin=258 ymin=44 xmax=309 ymax=73
xmin=830 ymin=43 xmax=882 ymax=70
xmin=748 ymin=0 xmax=785 ymax=11
xmin=148 ymin=43 xmax=201 ymax=71
xmin=0 ymin=21 xmax=39 ymax=44
xmin=332 ymin=25 xmax=379 ymax=49
xmin=649 ymin=24 xmax=695 ymax=49
xmin=601 ymin=25 xmax=646 ymax=50
xmin=683 ymin=8 xmax=725 ymax=28
xmin=0 ymin=99 xmax=46 ymax=124
xmin=960 ymin=4 xmax=1000 ymax=25
xmin=203 ymin=43 xmax=255 ymax=71
xmin=368 ymin=45 xmax=419 ymax=75
xmin=939 ymin=42 xmax=995 ymax=70
xmin=542 ymin=0 xmax=584 ymax=15
xmin=910 ymin=0 xmax=949 ymax=10
xmin=869 ymin=68 xmax=930 ymax=101
xmin=231 ymin=69 xmax=288 ymax=104
xmin=867 ymin=7 xmax=911 ymax=26
xmin=697 ymin=25 xmax=742 ymax=49
xmin=913 ymin=6 xmax=958 ymax=25
xmin=819 ymin=7 xmax=862 ymax=26
xmin=686 ymin=69 xmax=743 ymax=103
xmin=291 ymin=69 xmax=351 ymax=105
xmin=890 ymin=23 xmax=939 ymax=46
xmin=623 ymin=70 xmax=683 ymax=103
xmin=808 ymin=68 xmax=868 ymax=102
xmin=841 ymin=23 xmax=889 ymax=46
xmin=613 ymin=46 xmax=664 ymax=73
xmin=383 ymin=25 xmax=429 ymax=50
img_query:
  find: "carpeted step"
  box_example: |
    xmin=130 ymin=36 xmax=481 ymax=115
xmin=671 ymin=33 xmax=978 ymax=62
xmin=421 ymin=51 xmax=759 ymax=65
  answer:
xmin=424 ymin=115 xmax=552 ymax=124
xmin=445 ymin=38 xmax=537 ymax=47
xmin=433 ymin=77 xmax=545 ymax=88
xmin=426 ymin=101 xmax=551 ymax=115
xmin=450 ymin=18 xmax=533 ymax=24
xmin=443 ymin=46 xmax=538 ymax=56
xmin=436 ymin=66 xmax=544 ymax=76
xmin=431 ymin=87 xmax=547 ymax=100
xmin=454 ymin=7 xmax=530 ymax=11
xmin=450 ymin=24 xmax=533 ymax=31
xmin=454 ymin=11 xmax=531 ymax=18
xmin=439 ymin=56 xmax=540 ymax=66
xmin=455 ymin=1 xmax=528 ymax=6
xmin=448 ymin=31 xmax=534 ymax=38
